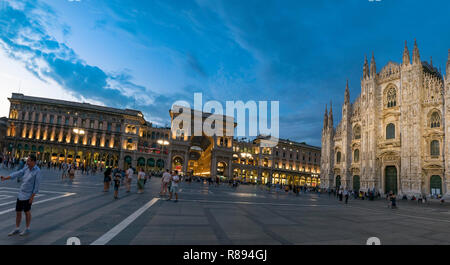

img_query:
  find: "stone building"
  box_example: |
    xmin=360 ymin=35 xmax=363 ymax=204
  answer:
xmin=168 ymin=107 xmax=321 ymax=185
xmin=4 ymin=93 xmax=170 ymax=170
xmin=0 ymin=117 xmax=7 ymax=152
xmin=321 ymin=40 xmax=450 ymax=197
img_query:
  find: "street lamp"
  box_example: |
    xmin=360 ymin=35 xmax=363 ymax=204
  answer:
xmin=157 ymin=139 xmax=169 ymax=154
xmin=73 ymin=128 xmax=85 ymax=135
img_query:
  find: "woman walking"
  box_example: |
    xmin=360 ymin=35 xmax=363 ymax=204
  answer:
xmin=103 ymin=167 xmax=112 ymax=192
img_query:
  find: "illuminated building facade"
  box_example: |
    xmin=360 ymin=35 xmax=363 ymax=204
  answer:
xmin=321 ymin=42 xmax=450 ymax=197
xmin=4 ymin=93 xmax=170 ymax=170
xmin=168 ymin=107 xmax=321 ymax=185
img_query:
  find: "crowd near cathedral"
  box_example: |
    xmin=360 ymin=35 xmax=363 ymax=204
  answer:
xmin=321 ymin=40 xmax=450 ymax=198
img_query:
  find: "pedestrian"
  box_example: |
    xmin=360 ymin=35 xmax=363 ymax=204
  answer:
xmin=1 ymin=154 xmax=42 ymax=236
xmin=344 ymin=189 xmax=349 ymax=204
xmin=113 ymin=172 xmax=121 ymax=199
xmin=160 ymin=169 xmax=171 ymax=196
xmin=125 ymin=166 xmax=134 ymax=193
xmin=137 ymin=168 xmax=146 ymax=194
xmin=103 ymin=167 xmax=112 ymax=192
xmin=338 ymin=188 xmax=343 ymax=201
xmin=61 ymin=163 xmax=67 ymax=181
xmin=167 ymin=170 xmax=180 ymax=202
xmin=68 ymin=164 xmax=75 ymax=181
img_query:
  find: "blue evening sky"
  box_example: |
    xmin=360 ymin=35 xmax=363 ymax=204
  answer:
xmin=0 ymin=0 xmax=449 ymax=146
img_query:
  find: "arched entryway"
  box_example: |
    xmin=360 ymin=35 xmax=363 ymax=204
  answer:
xmin=156 ymin=159 xmax=165 ymax=169
xmin=385 ymin=166 xmax=398 ymax=194
xmin=430 ymin=175 xmax=442 ymax=196
xmin=137 ymin=157 xmax=145 ymax=170
xmin=124 ymin=156 xmax=132 ymax=169
xmin=335 ymin=175 xmax=341 ymax=189
xmin=216 ymin=161 xmax=227 ymax=179
xmin=353 ymin=175 xmax=360 ymax=192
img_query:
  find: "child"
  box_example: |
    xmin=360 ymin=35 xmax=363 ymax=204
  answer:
xmin=114 ymin=173 xmax=121 ymax=199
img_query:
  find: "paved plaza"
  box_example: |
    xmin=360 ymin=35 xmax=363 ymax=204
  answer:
xmin=0 ymin=168 xmax=449 ymax=245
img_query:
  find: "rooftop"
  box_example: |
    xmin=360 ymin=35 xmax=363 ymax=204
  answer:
xmin=9 ymin=93 xmax=144 ymax=118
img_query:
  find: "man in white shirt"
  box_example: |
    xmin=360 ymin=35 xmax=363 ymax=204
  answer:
xmin=126 ymin=166 xmax=134 ymax=193
xmin=168 ymin=170 xmax=180 ymax=202
xmin=160 ymin=169 xmax=172 ymax=196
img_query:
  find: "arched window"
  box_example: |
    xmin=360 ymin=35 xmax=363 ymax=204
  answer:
xmin=336 ymin=151 xmax=341 ymax=163
xmin=430 ymin=112 xmax=440 ymax=128
xmin=354 ymin=149 xmax=359 ymax=163
xmin=386 ymin=123 xmax=395 ymax=140
xmin=431 ymin=140 xmax=440 ymax=156
xmin=386 ymin=87 xmax=397 ymax=108
xmin=353 ymin=126 xmax=361 ymax=140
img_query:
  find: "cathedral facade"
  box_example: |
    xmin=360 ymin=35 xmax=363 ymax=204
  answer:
xmin=321 ymin=40 xmax=450 ymax=198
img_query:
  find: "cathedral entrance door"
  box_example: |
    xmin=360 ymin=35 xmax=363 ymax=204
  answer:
xmin=335 ymin=175 xmax=341 ymax=189
xmin=353 ymin=175 xmax=360 ymax=192
xmin=385 ymin=166 xmax=397 ymax=194
xmin=430 ymin=175 xmax=442 ymax=196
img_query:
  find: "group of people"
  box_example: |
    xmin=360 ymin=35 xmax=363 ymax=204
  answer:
xmin=160 ymin=169 xmax=180 ymax=202
xmin=60 ymin=163 xmax=77 ymax=181
xmin=103 ymin=166 xmax=150 ymax=199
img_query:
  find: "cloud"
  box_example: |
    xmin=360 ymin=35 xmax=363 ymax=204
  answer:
xmin=0 ymin=0 xmax=175 ymax=125
xmin=186 ymin=52 xmax=207 ymax=78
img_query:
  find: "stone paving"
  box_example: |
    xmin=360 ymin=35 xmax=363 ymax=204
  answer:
xmin=0 ymin=167 xmax=449 ymax=245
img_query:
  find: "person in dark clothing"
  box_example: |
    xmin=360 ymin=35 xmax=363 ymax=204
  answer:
xmin=103 ymin=167 xmax=112 ymax=192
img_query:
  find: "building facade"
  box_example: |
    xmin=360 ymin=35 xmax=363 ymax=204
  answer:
xmin=0 ymin=117 xmax=7 ymax=152
xmin=321 ymin=41 xmax=450 ymax=197
xmin=4 ymin=93 xmax=170 ymax=171
xmin=231 ymin=137 xmax=320 ymax=185
xmin=2 ymin=93 xmax=320 ymax=185
xmin=167 ymin=107 xmax=321 ymax=185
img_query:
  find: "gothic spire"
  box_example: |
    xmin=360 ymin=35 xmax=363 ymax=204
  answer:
xmin=328 ymin=101 xmax=333 ymax=128
xmin=402 ymin=40 xmax=410 ymax=66
xmin=446 ymin=49 xmax=450 ymax=78
xmin=430 ymin=56 xmax=433 ymax=68
xmin=363 ymin=54 xmax=369 ymax=79
xmin=412 ymin=39 xmax=421 ymax=65
xmin=370 ymin=52 xmax=376 ymax=78
xmin=345 ymin=80 xmax=350 ymax=105
xmin=323 ymin=104 xmax=328 ymax=129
